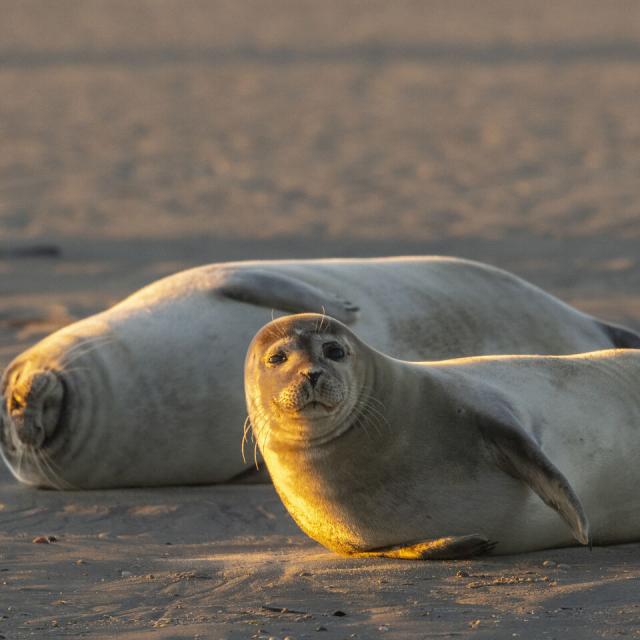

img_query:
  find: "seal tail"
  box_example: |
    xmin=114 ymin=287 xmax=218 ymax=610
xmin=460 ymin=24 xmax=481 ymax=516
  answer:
xmin=597 ymin=320 xmax=640 ymax=349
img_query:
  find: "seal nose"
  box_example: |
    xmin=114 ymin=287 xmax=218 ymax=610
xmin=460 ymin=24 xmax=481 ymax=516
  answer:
xmin=302 ymin=369 xmax=323 ymax=388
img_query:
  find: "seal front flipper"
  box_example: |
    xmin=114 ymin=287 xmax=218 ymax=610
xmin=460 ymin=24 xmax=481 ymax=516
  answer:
xmin=348 ymin=535 xmax=497 ymax=560
xmin=216 ymin=269 xmax=359 ymax=324
xmin=477 ymin=404 xmax=591 ymax=546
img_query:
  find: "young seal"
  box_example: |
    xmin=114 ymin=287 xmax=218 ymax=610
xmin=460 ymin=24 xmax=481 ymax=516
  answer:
xmin=245 ymin=313 xmax=640 ymax=558
xmin=2 ymin=257 xmax=638 ymax=489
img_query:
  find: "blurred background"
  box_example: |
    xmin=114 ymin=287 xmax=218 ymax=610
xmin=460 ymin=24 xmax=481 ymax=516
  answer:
xmin=1 ymin=0 xmax=639 ymax=365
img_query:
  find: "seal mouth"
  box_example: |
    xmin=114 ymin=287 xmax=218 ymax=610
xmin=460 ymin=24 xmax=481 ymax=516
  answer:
xmin=277 ymin=397 xmax=342 ymax=417
xmin=302 ymin=397 xmax=339 ymax=410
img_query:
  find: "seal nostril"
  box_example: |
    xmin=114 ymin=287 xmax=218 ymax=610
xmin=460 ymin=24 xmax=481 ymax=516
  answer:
xmin=9 ymin=391 xmax=24 ymax=413
xmin=304 ymin=370 xmax=323 ymax=388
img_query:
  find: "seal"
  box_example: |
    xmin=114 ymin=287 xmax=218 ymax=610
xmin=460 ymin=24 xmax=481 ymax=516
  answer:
xmin=2 ymin=256 xmax=639 ymax=489
xmin=246 ymin=313 xmax=640 ymax=558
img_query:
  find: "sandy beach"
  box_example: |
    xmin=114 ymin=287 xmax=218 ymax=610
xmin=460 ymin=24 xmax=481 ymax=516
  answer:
xmin=1 ymin=1 xmax=640 ymax=637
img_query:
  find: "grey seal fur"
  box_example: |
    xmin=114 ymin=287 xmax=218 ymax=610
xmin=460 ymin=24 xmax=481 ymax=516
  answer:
xmin=2 ymin=256 xmax=638 ymax=489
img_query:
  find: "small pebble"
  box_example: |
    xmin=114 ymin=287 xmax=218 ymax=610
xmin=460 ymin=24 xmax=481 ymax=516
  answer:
xmin=332 ymin=610 xmax=347 ymax=617
xmin=456 ymin=570 xmax=469 ymax=578
xmin=316 ymin=626 xmax=327 ymax=632
xmin=378 ymin=626 xmax=390 ymax=632
xmin=75 ymin=559 xmax=87 ymax=565
xmin=153 ymin=617 xmax=171 ymax=628
xmin=32 ymin=535 xmax=57 ymax=544
xmin=469 ymin=620 xmax=481 ymax=628
xmin=542 ymin=560 xmax=556 ymax=567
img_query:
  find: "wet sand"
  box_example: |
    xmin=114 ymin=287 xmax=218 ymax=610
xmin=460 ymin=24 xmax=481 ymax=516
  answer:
xmin=1 ymin=1 xmax=640 ymax=637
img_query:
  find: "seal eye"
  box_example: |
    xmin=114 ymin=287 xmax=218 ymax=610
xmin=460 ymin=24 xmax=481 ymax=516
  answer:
xmin=323 ymin=342 xmax=346 ymax=361
xmin=267 ymin=352 xmax=287 ymax=365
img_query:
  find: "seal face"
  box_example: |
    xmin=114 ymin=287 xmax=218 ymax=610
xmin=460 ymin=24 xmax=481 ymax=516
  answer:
xmin=245 ymin=313 xmax=623 ymax=560
xmin=247 ymin=316 xmax=362 ymax=447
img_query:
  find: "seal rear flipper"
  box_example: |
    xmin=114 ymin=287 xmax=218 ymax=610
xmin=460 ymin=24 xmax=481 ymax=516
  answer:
xmin=216 ymin=269 xmax=359 ymax=324
xmin=596 ymin=319 xmax=640 ymax=349
xmin=478 ymin=407 xmax=590 ymax=546
xmin=348 ymin=534 xmax=496 ymax=560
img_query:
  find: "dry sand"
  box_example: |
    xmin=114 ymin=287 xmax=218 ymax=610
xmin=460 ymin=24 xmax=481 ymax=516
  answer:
xmin=1 ymin=1 xmax=640 ymax=637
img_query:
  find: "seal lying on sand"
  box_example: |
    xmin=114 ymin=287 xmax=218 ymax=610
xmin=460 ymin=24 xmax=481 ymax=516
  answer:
xmin=2 ymin=257 xmax=639 ymax=489
xmin=245 ymin=313 xmax=640 ymax=558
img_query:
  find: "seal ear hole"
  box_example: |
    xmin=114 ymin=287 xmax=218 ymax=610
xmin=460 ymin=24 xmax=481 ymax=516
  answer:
xmin=323 ymin=342 xmax=346 ymax=361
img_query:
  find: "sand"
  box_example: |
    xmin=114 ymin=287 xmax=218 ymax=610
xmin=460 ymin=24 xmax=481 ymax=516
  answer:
xmin=1 ymin=1 xmax=640 ymax=637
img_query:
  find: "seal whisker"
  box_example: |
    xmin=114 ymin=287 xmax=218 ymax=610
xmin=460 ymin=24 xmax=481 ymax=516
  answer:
xmin=241 ymin=415 xmax=252 ymax=464
xmin=54 ymin=365 xmax=91 ymax=376
xmin=37 ymin=448 xmax=78 ymax=490
xmin=23 ymin=446 xmax=57 ymax=489
xmin=354 ymin=411 xmax=374 ymax=441
xmin=358 ymin=403 xmax=384 ymax=439
xmin=364 ymin=395 xmax=387 ymax=412
xmin=260 ymin=420 xmax=271 ymax=455
xmin=256 ymin=411 xmax=273 ymax=454
xmin=249 ymin=409 xmax=273 ymax=469
xmin=62 ymin=333 xmax=113 ymax=357
xmin=273 ymin=320 xmax=288 ymax=341
xmin=320 ymin=308 xmax=329 ymax=334
xmin=35 ymin=451 xmax=61 ymax=490
xmin=359 ymin=392 xmax=390 ymax=427
xmin=15 ymin=443 xmax=26 ymax=483
xmin=61 ymin=335 xmax=115 ymax=368
xmin=359 ymin=398 xmax=391 ymax=436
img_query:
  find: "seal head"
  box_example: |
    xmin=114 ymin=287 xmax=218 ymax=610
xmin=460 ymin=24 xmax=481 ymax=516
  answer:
xmin=245 ymin=314 xmax=367 ymax=448
xmin=2 ymin=362 xmax=65 ymax=449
